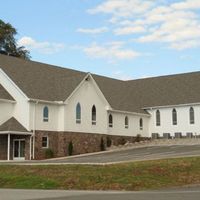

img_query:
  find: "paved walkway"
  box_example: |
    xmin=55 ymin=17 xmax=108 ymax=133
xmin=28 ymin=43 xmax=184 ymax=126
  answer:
xmin=0 ymin=187 xmax=200 ymax=200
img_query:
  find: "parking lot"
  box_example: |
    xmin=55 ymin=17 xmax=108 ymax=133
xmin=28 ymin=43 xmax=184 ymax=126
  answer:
xmin=41 ymin=144 xmax=200 ymax=164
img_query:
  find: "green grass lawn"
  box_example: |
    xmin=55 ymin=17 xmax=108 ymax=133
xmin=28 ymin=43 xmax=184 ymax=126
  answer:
xmin=0 ymin=157 xmax=200 ymax=190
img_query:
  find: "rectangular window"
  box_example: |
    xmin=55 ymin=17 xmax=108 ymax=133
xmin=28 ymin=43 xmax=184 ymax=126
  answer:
xmin=76 ymin=119 xmax=81 ymax=124
xmin=42 ymin=136 xmax=49 ymax=148
xmin=43 ymin=117 xmax=48 ymax=122
xmin=109 ymin=123 xmax=113 ymax=128
xmin=92 ymin=120 xmax=96 ymax=125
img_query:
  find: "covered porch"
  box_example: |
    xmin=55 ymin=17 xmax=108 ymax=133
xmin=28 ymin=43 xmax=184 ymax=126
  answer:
xmin=0 ymin=117 xmax=33 ymax=161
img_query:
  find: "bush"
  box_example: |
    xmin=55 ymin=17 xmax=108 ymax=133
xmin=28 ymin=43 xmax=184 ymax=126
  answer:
xmin=117 ymin=137 xmax=126 ymax=145
xmin=45 ymin=148 xmax=54 ymax=159
xmin=100 ymin=137 xmax=105 ymax=151
xmin=135 ymin=134 xmax=141 ymax=142
xmin=106 ymin=136 xmax=112 ymax=147
xmin=68 ymin=141 xmax=73 ymax=156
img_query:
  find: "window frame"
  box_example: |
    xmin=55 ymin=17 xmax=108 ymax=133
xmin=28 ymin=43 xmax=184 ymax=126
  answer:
xmin=125 ymin=116 xmax=129 ymax=129
xmin=91 ymin=105 xmax=96 ymax=125
xmin=108 ymin=114 xmax=113 ymax=128
xmin=42 ymin=136 xmax=49 ymax=148
xmin=156 ymin=110 xmax=161 ymax=126
xmin=43 ymin=106 xmax=49 ymax=122
xmin=189 ymin=107 xmax=195 ymax=124
xmin=139 ymin=118 xmax=143 ymax=130
xmin=172 ymin=108 xmax=177 ymax=125
xmin=76 ymin=103 xmax=81 ymax=124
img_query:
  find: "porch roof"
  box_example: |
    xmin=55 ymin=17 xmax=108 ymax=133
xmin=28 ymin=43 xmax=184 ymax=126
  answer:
xmin=0 ymin=117 xmax=32 ymax=135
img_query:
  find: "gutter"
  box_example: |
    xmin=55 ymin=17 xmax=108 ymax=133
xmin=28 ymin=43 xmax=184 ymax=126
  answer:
xmin=108 ymin=109 xmax=150 ymax=117
xmin=143 ymin=102 xmax=200 ymax=110
xmin=29 ymin=98 xmax=65 ymax=105
xmin=0 ymin=131 xmax=33 ymax=135
xmin=0 ymin=99 xmax=16 ymax=104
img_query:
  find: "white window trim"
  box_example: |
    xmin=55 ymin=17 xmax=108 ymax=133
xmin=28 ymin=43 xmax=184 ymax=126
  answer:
xmin=76 ymin=119 xmax=81 ymax=124
xmin=42 ymin=136 xmax=49 ymax=148
xmin=109 ymin=123 xmax=113 ymax=128
xmin=92 ymin=120 xmax=96 ymax=125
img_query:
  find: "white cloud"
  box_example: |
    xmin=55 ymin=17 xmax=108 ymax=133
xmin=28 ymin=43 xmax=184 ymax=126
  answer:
xmin=88 ymin=0 xmax=200 ymax=50
xmin=83 ymin=41 xmax=140 ymax=61
xmin=18 ymin=36 xmax=65 ymax=54
xmin=77 ymin=27 xmax=108 ymax=34
xmin=112 ymin=70 xmax=134 ymax=80
xmin=170 ymin=40 xmax=200 ymax=50
xmin=114 ymin=26 xmax=146 ymax=35
xmin=88 ymin=0 xmax=154 ymax=18
xmin=171 ymin=0 xmax=200 ymax=10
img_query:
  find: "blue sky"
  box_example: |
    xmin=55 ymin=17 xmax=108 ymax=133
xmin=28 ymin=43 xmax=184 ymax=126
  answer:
xmin=1 ymin=0 xmax=200 ymax=79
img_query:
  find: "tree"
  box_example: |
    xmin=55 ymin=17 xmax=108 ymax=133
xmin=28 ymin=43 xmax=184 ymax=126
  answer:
xmin=68 ymin=141 xmax=73 ymax=156
xmin=0 ymin=19 xmax=30 ymax=59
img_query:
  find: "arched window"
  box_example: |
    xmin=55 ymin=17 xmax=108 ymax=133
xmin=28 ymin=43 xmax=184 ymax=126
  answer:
xmin=109 ymin=114 xmax=113 ymax=128
xmin=189 ymin=107 xmax=194 ymax=124
xmin=172 ymin=108 xmax=177 ymax=125
xmin=139 ymin=118 xmax=143 ymax=130
xmin=43 ymin=106 xmax=49 ymax=122
xmin=125 ymin=116 xmax=128 ymax=129
xmin=76 ymin=103 xmax=81 ymax=124
xmin=92 ymin=105 xmax=96 ymax=125
xmin=156 ymin=110 xmax=161 ymax=126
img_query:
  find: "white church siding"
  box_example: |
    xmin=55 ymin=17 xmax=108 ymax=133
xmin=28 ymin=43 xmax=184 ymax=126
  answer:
xmin=0 ymin=68 xmax=30 ymax=130
xmin=107 ymin=111 xmax=150 ymax=137
xmin=64 ymin=76 xmax=109 ymax=134
xmin=29 ymin=102 xmax=61 ymax=131
xmin=147 ymin=104 xmax=200 ymax=137
xmin=0 ymin=101 xmax=14 ymax=125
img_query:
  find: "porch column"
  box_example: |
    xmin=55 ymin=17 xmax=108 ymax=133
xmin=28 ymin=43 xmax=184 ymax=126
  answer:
xmin=7 ymin=133 xmax=10 ymax=161
xmin=29 ymin=136 xmax=32 ymax=160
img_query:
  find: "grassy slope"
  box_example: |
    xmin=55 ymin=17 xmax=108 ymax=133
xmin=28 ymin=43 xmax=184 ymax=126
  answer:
xmin=0 ymin=157 xmax=200 ymax=190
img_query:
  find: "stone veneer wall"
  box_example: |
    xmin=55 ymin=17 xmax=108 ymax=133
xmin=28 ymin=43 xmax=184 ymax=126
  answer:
xmin=0 ymin=135 xmax=8 ymax=160
xmin=34 ymin=131 xmax=149 ymax=160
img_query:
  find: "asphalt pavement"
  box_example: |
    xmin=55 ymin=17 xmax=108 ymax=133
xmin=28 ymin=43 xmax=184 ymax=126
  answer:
xmin=0 ymin=187 xmax=200 ymax=200
xmin=38 ymin=144 xmax=200 ymax=164
xmin=1 ymin=144 xmax=200 ymax=165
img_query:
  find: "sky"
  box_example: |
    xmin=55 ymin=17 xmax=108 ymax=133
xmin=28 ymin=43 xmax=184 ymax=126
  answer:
xmin=1 ymin=0 xmax=200 ymax=80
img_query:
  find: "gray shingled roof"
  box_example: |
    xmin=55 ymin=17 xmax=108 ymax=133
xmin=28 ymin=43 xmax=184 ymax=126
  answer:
xmin=93 ymin=72 xmax=200 ymax=114
xmin=0 ymin=54 xmax=86 ymax=101
xmin=0 ymin=117 xmax=28 ymax=132
xmin=0 ymin=84 xmax=15 ymax=101
xmin=1 ymin=54 xmax=200 ymax=114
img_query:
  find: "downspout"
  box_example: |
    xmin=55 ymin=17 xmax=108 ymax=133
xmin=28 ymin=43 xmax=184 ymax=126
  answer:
xmin=32 ymin=100 xmax=39 ymax=159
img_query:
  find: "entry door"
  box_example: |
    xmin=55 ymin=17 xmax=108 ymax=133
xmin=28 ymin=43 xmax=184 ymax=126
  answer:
xmin=13 ymin=139 xmax=25 ymax=160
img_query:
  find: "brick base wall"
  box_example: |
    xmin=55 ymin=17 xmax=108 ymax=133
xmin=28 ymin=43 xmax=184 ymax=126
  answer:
xmin=34 ymin=131 xmax=149 ymax=160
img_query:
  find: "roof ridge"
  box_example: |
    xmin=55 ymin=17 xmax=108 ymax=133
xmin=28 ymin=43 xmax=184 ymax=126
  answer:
xmin=126 ymin=70 xmax=200 ymax=82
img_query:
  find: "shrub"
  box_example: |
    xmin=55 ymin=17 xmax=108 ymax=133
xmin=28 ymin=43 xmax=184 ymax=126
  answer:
xmin=45 ymin=148 xmax=54 ymax=159
xmin=68 ymin=141 xmax=73 ymax=156
xmin=106 ymin=136 xmax=112 ymax=147
xmin=117 ymin=137 xmax=126 ymax=145
xmin=100 ymin=137 xmax=105 ymax=151
xmin=135 ymin=134 xmax=141 ymax=142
